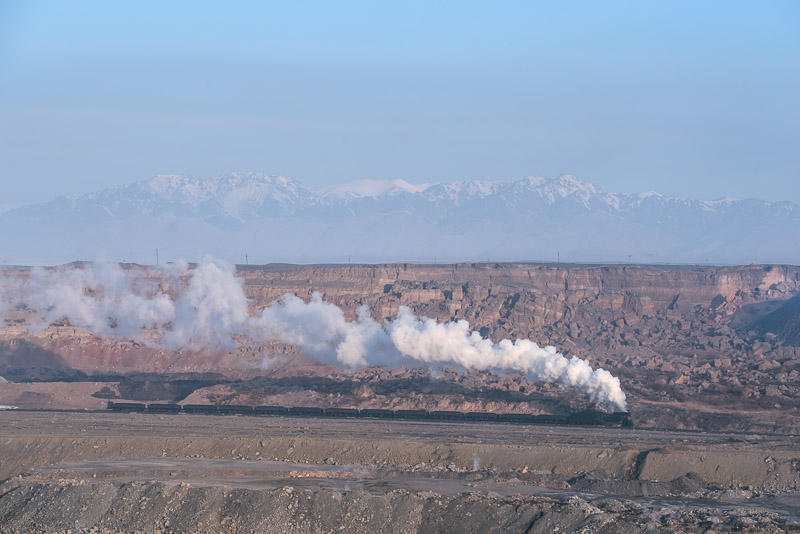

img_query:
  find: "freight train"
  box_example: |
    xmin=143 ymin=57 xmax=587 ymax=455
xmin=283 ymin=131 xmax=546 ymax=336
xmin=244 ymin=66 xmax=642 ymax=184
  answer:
xmin=108 ymin=401 xmax=632 ymax=428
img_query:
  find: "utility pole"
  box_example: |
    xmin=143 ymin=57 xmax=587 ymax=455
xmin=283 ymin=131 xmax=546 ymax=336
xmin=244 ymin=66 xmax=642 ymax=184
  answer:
xmin=245 ymin=253 xmax=249 ymax=265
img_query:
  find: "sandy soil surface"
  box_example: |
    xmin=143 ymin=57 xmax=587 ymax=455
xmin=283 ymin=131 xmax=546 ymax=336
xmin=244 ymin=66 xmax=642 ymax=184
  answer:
xmin=1 ymin=411 xmax=799 ymax=532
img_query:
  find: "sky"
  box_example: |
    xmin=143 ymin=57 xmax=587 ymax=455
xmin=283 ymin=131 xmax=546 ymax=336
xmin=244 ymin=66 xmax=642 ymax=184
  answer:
xmin=0 ymin=0 xmax=798 ymax=207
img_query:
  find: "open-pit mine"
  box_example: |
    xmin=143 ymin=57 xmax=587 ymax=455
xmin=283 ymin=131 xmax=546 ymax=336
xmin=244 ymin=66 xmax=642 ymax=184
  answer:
xmin=1 ymin=261 xmax=799 ymax=532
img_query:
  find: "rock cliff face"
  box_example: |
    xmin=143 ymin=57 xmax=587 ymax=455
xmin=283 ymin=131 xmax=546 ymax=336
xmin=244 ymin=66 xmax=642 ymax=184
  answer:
xmin=238 ymin=263 xmax=800 ymax=345
xmin=2 ymin=262 xmax=800 ymax=432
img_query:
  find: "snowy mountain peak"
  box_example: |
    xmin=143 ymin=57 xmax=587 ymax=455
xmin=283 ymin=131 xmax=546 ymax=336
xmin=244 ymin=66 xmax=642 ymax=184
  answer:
xmin=138 ymin=172 xmax=313 ymax=209
xmin=546 ymin=174 xmax=601 ymax=195
xmin=146 ymin=174 xmax=210 ymax=202
xmin=522 ymin=176 xmax=547 ymax=187
xmin=321 ymin=179 xmax=431 ymax=199
xmin=0 ymin=172 xmax=797 ymax=265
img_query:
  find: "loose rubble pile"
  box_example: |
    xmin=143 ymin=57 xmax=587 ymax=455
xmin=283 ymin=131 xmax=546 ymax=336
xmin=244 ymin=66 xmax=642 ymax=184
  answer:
xmin=0 ymin=479 xmax=795 ymax=534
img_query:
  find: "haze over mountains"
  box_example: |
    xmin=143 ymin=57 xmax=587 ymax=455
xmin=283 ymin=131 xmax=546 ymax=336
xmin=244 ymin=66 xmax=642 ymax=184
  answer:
xmin=0 ymin=172 xmax=797 ymax=265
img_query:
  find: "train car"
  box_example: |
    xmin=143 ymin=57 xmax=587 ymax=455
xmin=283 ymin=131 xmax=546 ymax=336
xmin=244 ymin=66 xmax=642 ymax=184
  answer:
xmin=499 ymin=413 xmax=539 ymax=424
xmin=105 ymin=401 xmax=632 ymax=428
xmin=603 ymin=411 xmax=633 ymax=428
xmin=217 ymin=405 xmax=254 ymax=415
xmin=532 ymin=414 xmax=569 ymax=425
xmin=464 ymin=411 xmax=499 ymax=422
xmin=358 ymin=408 xmax=394 ymax=419
xmin=182 ymin=404 xmax=219 ymax=415
xmin=324 ymin=407 xmax=358 ymax=418
xmin=108 ymin=401 xmax=146 ymax=412
xmin=254 ymin=405 xmax=289 ymax=416
xmin=567 ymin=409 xmax=606 ymax=426
xmin=429 ymin=410 xmax=465 ymax=421
xmin=147 ymin=403 xmax=182 ymax=413
xmin=288 ymin=406 xmax=324 ymax=417
xmin=394 ymin=409 xmax=429 ymax=420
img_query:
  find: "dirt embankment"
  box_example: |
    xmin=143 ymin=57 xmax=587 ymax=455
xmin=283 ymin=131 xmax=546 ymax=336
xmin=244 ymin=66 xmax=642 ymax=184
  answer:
xmin=1 ymin=412 xmax=799 ymax=533
xmin=5 ymin=479 xmax=796 ymax=534
xmin=1 ymin=413 xmax=798 ymax=491
xmin=3 ymin=434 xmax=799 ymax=492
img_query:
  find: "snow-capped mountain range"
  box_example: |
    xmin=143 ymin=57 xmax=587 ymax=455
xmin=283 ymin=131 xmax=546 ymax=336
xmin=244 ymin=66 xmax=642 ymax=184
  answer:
xmin=1 ymin=172 xmax=797 ymax=265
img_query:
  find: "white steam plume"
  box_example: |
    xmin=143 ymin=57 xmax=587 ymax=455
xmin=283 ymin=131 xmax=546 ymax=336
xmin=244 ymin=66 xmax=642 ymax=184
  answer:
xmin=163 ymin=259 xmax=250 ymax=349
xmin=250 ymin=293 xmax=400 ymax=368
xmin=22 ymin=263 xmax=175 ymax=337
xmin=0 ymin=258 xmax=627 ymax=411
xmin=389 ymin=308 xmax=627 ymax=411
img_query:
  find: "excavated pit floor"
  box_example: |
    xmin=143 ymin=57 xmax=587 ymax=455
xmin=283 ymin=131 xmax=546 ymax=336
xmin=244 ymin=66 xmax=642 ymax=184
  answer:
xmin=12 ymin=456 xmax=800 ymax=519
xmin=1 ymin=411 xmax=800 ymax=532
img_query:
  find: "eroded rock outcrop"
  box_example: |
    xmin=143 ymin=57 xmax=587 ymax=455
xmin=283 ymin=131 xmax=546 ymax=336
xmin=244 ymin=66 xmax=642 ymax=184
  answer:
xmin=2 ymin=262 xmax=800 ymax=432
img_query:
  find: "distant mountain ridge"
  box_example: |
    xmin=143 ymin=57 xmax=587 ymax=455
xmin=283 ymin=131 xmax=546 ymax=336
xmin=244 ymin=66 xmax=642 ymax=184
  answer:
xmin=0 ymin=172 xmax=797 ymax=265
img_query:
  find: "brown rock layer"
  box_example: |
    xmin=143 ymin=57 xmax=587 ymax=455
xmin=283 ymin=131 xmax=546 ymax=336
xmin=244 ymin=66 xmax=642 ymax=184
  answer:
xmin=2 ymin=262 xmax=800 ymax=432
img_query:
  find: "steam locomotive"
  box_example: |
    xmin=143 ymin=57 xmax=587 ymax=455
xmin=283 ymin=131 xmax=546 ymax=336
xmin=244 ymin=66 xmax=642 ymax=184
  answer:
xmin=107 ymin=401 xmax=632 ymax=428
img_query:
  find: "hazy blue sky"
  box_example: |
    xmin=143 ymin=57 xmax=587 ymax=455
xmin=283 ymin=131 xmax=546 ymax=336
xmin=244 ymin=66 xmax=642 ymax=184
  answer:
xmin=1 ymin=1 xmax=798 ymax=206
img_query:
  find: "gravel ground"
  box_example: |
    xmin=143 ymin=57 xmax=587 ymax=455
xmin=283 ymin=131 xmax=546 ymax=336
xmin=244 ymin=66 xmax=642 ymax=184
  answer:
xmin=0 ymin=411 xmax=799 ymax=532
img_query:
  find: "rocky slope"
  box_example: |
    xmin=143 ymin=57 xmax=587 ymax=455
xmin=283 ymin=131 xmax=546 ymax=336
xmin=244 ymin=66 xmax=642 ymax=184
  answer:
xmin=2 ymin=262 xmax=800 ymax=432
xmin=1 ymin=412 xmax=799 ymax=533
xmin=4 ymin=479 xmax=796 ymax=533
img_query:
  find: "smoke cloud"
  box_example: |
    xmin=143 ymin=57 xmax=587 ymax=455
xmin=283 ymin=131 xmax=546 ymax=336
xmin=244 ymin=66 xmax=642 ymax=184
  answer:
xmin=22 ymin=263 xmax=175 ymax=337
xmin=389 ymin=308 xmax=627 ymax=411
xmin=163 ymin=259 xmax=250 ymax=349
xmin=250 ymin=293 xmax=400 ymax=368
xmin=0 ymin=258 xmax=627 ymax=411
